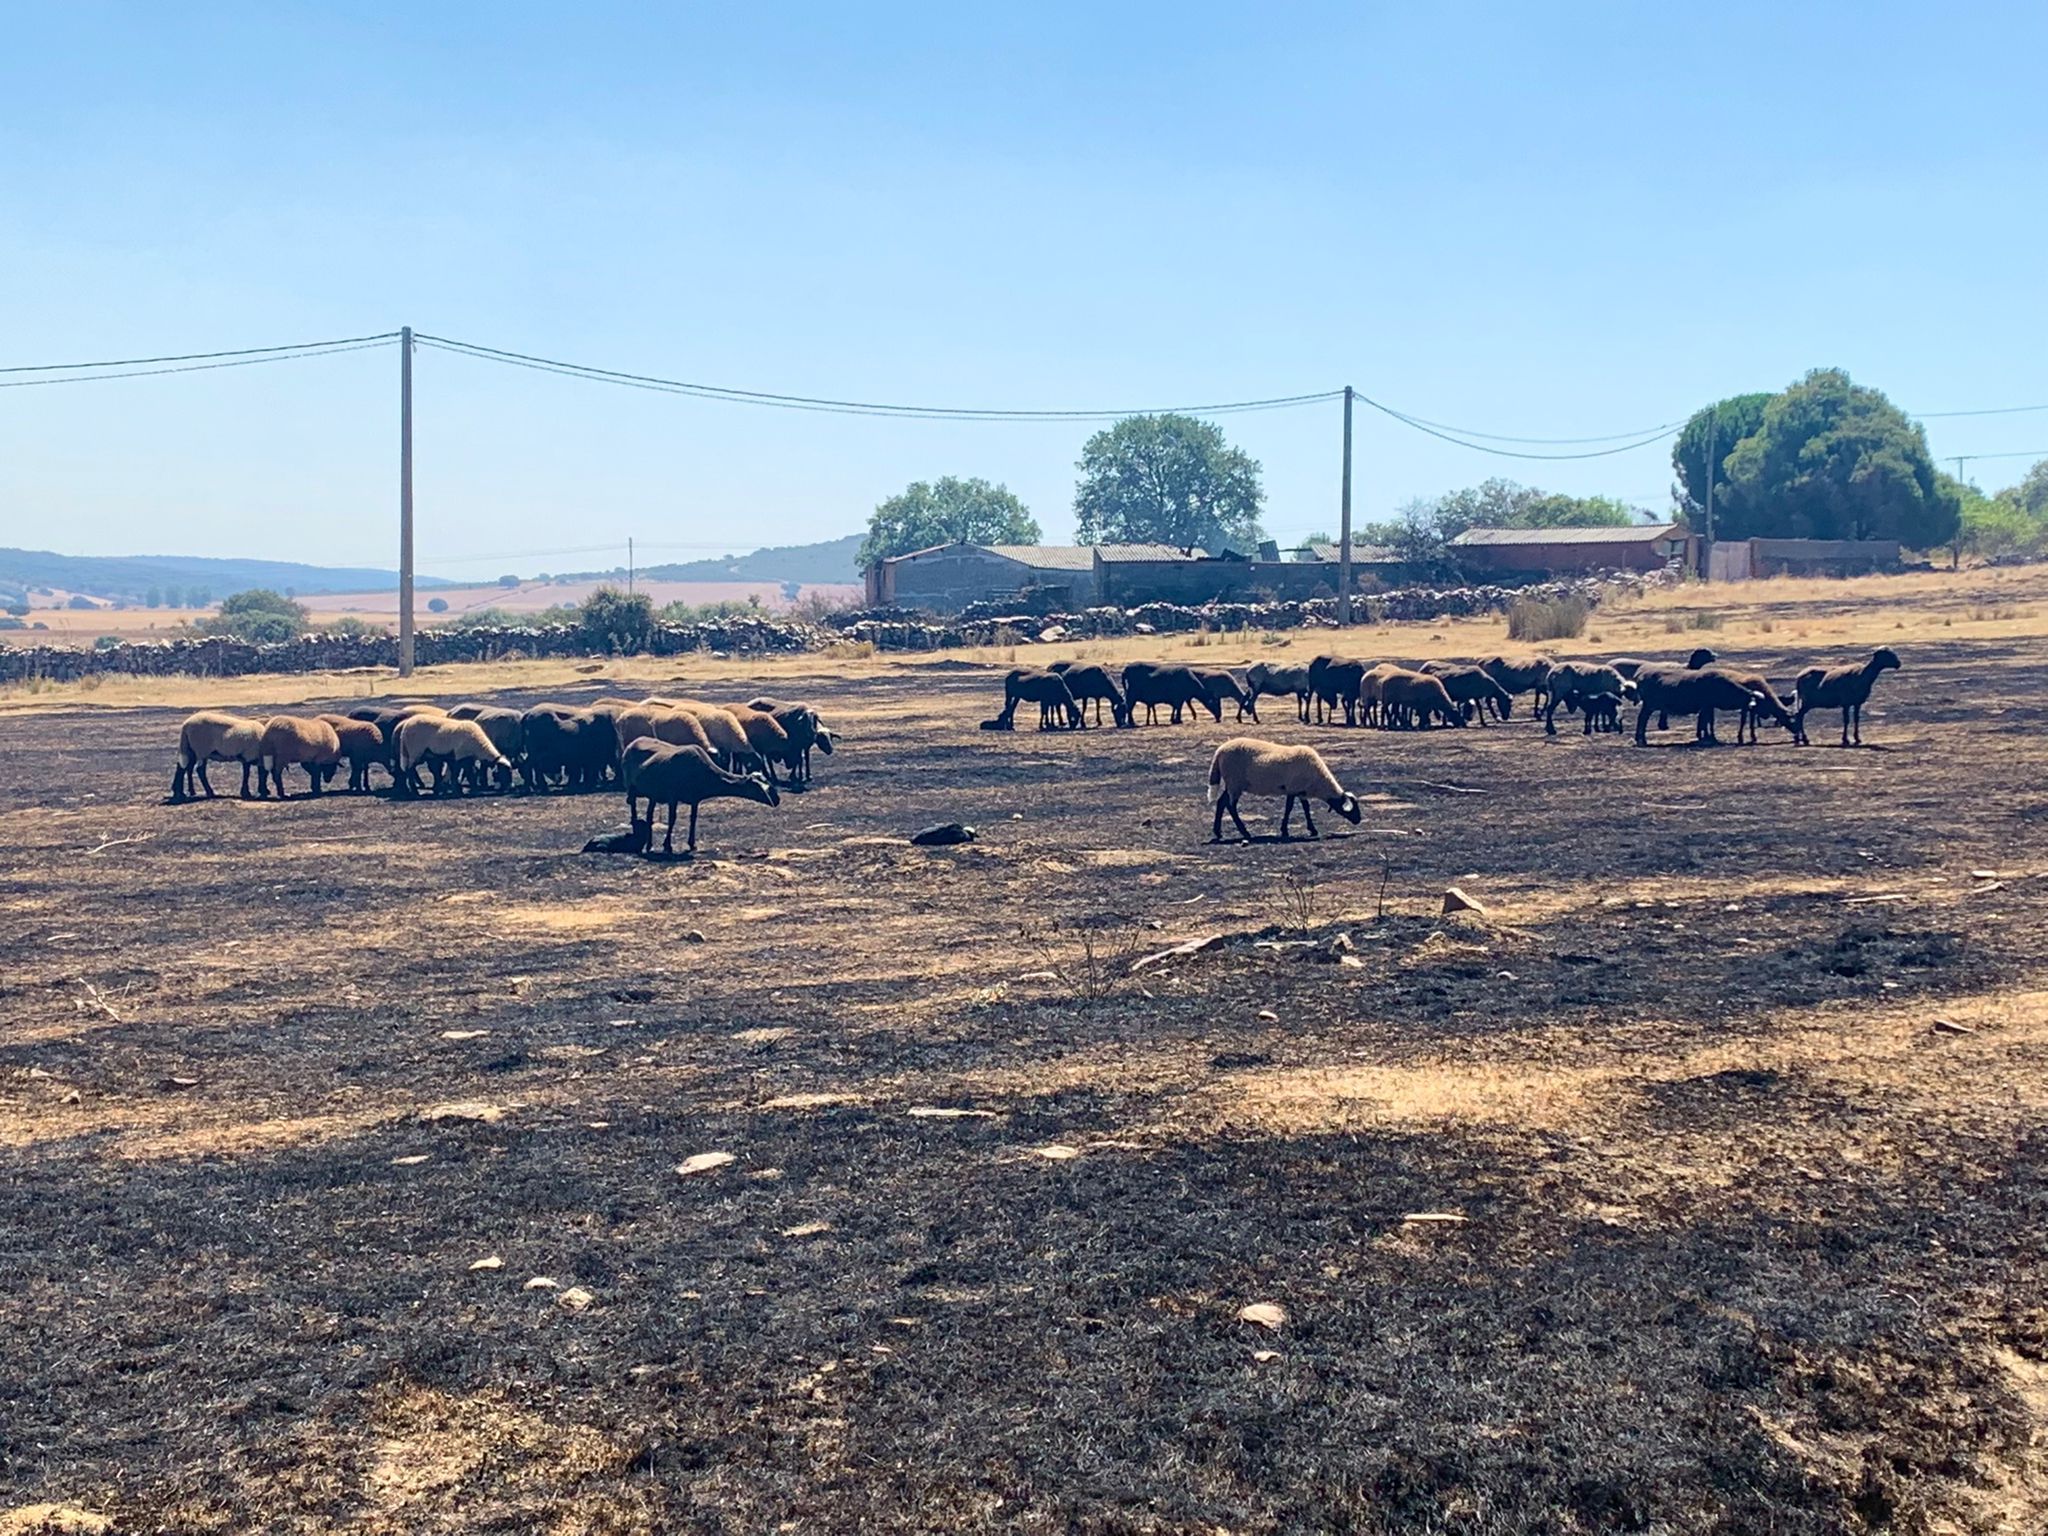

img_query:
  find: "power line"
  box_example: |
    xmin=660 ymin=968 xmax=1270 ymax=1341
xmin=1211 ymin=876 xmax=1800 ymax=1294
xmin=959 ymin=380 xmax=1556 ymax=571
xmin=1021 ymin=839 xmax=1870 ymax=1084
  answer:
xmin=0 ymin=339 xmax=396 ymax=389
xmin=1948 ymin=448 xmax=2048 ymax=461
xmin=0 ymin=331 xmax=400 ymax=375
xmin=1918 ymin=403 xmax=2048 ymax=419
xmin=1370 ymin=410 xmax=1688 ymax=445
xmin=1355 ymin=392 xmax=1680 ymax=460
xmin=414 ymin=333 xmax=1344 ymax=421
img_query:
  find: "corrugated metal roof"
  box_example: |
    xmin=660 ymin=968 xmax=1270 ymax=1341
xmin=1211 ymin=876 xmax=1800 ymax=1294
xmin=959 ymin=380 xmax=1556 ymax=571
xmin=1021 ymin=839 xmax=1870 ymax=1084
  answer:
xmin=1306 ymin=541 xmax=1401 ymax=564
xmin=982 ymin=544 xmax=1097 ymax=570
xmin=1450 ymin=524 xmax=1678 ymax=547
xmin=1093 ymin=544 xmax=1206 ymax=563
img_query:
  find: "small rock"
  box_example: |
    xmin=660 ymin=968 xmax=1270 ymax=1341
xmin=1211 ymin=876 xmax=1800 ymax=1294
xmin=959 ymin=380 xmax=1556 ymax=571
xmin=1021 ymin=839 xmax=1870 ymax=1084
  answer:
xmin=421 ymin=1101 xmax=507 ymax=1124
xmin=781 ymin=1221 xmax=831 ymax=1238
xmin=1032 ymin=1144 xmax=1081 ymax=1161
xmin=1441 ymin=887 xmax=1487 ymax=917
xmin=1252 ymin=1349 xmax=1280 ymax=1363
xmin=910 ymin=823 xmax=977 ymax=847
xmin=439 ymin=1029 xmax=489 ymax=1041
xmin=469 ymin=1255 xmax=504 ymax=1271
xmin=524 ymin=1276 xmax=560 ymax=1290
xmin=1931 ymin=1018 xmax=1976 ymax=1035
xmin=163 ymin=1075 xmax=199 ymax=1090
xmin=1256 ymin=1009 xmax=1279 ymax=1022
xmin=390 ymin=1154 xmax=430 ymax=1167
xmin=676 ymin=1151 xmax=736 ymax=1176
xmin=557 ymin=1286 xmax=595 ymax=1311
xmin=1402 ymin=1211 xmax=1468 ymax=1225
xmin=682 ymin=930 xmax=706 ymax=943
xmin=1237 ymin=1301 xmax=1287 ymax=1330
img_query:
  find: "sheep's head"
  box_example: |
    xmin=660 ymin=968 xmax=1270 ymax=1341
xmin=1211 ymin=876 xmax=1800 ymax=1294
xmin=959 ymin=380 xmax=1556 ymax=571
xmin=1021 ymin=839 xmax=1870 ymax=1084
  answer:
xmin=745 ymin=772 xmax=781 ymax=808
xmin=1620 ymin=679 xmax=1640 ymax=702
xmin=1495 ymin=693 xmax=1514 ymax=719
xmin=1686 ymin=647 xmax=1717 ymax=668
xmin=1328 ymin=792 xmax=1363 ymax=824
xmin=1872 ymin=647 xmax=1902 ymax=673
xmin=813 ymin=727 xmax=836 ymax=756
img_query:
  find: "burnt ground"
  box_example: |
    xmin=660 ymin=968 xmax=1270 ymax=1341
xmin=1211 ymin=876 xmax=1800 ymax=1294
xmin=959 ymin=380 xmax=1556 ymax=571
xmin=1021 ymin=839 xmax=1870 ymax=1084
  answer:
xmin=3 ymin=640 xmax=2048 ymax=1534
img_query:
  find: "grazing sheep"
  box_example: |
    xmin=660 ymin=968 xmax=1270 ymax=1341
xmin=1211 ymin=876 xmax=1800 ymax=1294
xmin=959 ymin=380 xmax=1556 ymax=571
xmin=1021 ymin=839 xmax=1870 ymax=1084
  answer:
xmin=1543 ymin=662 xmax=1633 ymax=736
xmin=1423 ymin=662 xmax=1514 ymax=723
xmin=1042 ymin=664 xmax=1126 ymax=727
xmin=442 ymin=705 xmax=525 ymax=790
xmin=396 ymin=715 xmax=510 ymax=795
xmin=655 ymin=700 xmax=766 ymax=774
xmin=999 ymin=668 xmax=1082 ymax=731
xmin=746 ymin=698 xmax=836 ymax=781
xmin=1582 ymin=691 xmax=1625 ymax=733
xmin=317 ymin=715 xmax=387 ymax=793
xmin=1376 ymin=668 xmax=1468 ymax=729
xmin=1245 ymin=661 xmax=1313 ymax=723
xmin=1122 ymin=662 xmax=1218 ymax=725
xmin=730 ymin=705 xmax=796 ymax=779
xmin=1610 ymin=651 xmax=1715 ymax=728
xmin=614 ymin=705 xmax=716 ymax=762
xmin=348 ymin=703 xmax=447 ymax=774
xmin=1206 ymin=737 xmax=1363 ymax=842
xmin=1700 ymin=666 xmax=1798 ymax=744
xmin=257 ymin=715 xmax=342 ymax=798
xmin=1305 ymin=654 xmax=1366 ymax=725
xmin=1193 ymin=667 xmax=1258 ymax=723
xmin=1630 ymin=668 xmax=1775 ymax=746
xmin=1793 ymin=648 xmax=1902 ymax=746
xmin=522 ymin=704 xmax=616 ymax=790
xmin=1480 ymin=655 xmax=1555 ymax=713
xmin=621 ymin=739 xmax=779 ymax=855
xmin=171 ymin=711 xmax=266 ymax=800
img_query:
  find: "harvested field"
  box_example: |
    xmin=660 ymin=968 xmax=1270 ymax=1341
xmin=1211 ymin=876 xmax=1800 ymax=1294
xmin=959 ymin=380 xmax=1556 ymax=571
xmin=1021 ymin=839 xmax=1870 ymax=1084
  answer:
xmin=5 ymin=607 xmax=2048 ymax=1531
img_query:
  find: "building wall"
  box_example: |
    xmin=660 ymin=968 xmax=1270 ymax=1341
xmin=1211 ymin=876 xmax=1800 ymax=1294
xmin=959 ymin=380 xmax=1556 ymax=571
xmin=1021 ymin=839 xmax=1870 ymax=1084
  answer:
xmin=878 ymin=548 xmax=1095 ymax=613
xmin=1455 ymin=539 xmax=1678 ymax=574
xmin=1748 ymin=538 xmax=1900 ymax=576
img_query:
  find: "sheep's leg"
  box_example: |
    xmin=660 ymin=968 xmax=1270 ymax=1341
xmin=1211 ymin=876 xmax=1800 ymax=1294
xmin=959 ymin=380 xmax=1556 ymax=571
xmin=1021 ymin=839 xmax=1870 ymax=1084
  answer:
xmin=686 ymin=802 xmax=700 ymax=852
xmin=1633 ymin=706 xmax=1651 ymax=747
xmin=1225 ymin=795 xmax=1252 ymax=842
xmin=1212 ymin=794 xmax=1228 ymax=842
xmin=1279 ymin=795 xmax=1295 ymax=840
xmin=1841 ymin=706 xmax=1853 ymax=746
xmin=661 ymin=801 xmax=677 ymax=855
xmin=1301 ymin=799 xmax=1319 ymax=838
xmin=1582 ymin=702 xmax=1594 ymax=736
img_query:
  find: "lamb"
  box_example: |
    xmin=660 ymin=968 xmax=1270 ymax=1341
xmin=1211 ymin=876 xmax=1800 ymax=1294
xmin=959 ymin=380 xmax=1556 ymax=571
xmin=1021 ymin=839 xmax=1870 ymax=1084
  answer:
xmin=745 ymin=698 xmax=836 ymax=781
xmin=998 ymin=668 xmax=1082 ymax=731
xmin=1480 ymin=655 xmax=1555 ymax=713
xmin=316 ymin=715 xmax=388 ymax=792
xmin=1793 ymin=648 xmax=1902 ymax=746
xmin=171 ymin=711 xmax=266 ymax=800
xmin=1582 ymin=691 xmax=1625 ymax=733
xmin=1629 ymin=668 xmax=1774 ymax=747
xmin=1375 ymin=668 xmax=1468 ymax=729
xmin=621 ymin=739 xmax=780 ymax=855
xmin=1542 ymin=662 xmax=1633 ymax=736
xmin=255 ymin=715 xmax=343 ymax=798
xmin=1207 ymin=737 xmax=1363 ymax=842
xmin=521 ymin=704 xmax=616 ymax=790
xmin=396 ymin=714 xmax=510 ymax=795
xmin=1121 ymin=662 xmax=1218 ymax=725
xmin=1042 ymin=664 xmax=1126 ymax=727
xmin=1192 ymin=667 xmax=1258 ymax=723
xmin=1422 ymin=662 xmax=1514 ymax=723
xmin=1244 ymin=661 xmax=1313 ymax=723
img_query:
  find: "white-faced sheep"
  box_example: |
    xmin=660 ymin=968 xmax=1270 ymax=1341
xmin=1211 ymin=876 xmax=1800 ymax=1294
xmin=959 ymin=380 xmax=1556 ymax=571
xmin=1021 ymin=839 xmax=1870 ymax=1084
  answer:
xmin=621 ymin=739 xmax=780 ymax=855
xmin=745 ymin=698 xmax=837 ymax=780
xmin=1793 ymin=648 xmax=1901 ymax=746
xmin=171 ymin=712 xmax=267 ymax=800
xmin=257 ymin=715 xmax=343 ymax=798
xmin=317 ymin=715 xmax=388 ymax=793
xmin=1207 ymin=737 xmax=1363 ymax=843
xmin=396 ymin=715 xmax=510 ymax=795
xmin=443 ymin=705 xmax=525 ymax=790
xmin=1244 ymin=661 xmax=1313 ymax=723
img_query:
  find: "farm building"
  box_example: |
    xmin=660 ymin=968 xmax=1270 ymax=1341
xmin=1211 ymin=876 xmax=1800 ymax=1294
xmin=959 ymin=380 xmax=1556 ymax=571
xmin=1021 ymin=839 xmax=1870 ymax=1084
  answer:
xmin=1449 ymin=524 xmax=1696 ymax=575
xmin=1706 ymin=537 xmax=1903 ymax=581
xmin=866 ymin=543 xmax=1103 ymax=611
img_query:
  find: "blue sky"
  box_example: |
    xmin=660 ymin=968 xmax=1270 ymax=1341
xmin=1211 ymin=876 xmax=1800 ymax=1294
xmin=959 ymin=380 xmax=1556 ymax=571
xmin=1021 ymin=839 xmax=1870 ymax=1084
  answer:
xmin=3 ymin=2 xmax=2043 ymax=579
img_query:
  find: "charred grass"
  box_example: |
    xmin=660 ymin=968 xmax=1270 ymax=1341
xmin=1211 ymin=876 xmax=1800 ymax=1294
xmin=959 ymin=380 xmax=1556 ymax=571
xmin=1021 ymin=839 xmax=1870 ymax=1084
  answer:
xmin=3 ymin=641 xmax=2048 ymax=1532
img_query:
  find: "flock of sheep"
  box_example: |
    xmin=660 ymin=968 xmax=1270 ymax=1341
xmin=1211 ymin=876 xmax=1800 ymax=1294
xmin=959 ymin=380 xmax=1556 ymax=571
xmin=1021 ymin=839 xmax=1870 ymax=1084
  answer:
xmin=168 ymin=694 xmax=835 ymax=855
xmin=161 ymin=642 xmax=1905 ymax=855
xmin=981 ymin=645 xmax=1906 ymax=841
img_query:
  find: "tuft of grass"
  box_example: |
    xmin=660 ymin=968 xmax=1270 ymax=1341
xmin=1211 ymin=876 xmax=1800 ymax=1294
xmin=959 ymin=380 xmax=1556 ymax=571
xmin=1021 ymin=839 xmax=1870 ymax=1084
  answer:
xmin=1506 ymin=596 xmax=1590 ymax=642
xmin=820 ymin=639 xmax=876 ymax=661
xmin=1272 ymin=869 xmax=1319 ymax=933
xmin=1661 ymin=609 xmax=1726 ymax=633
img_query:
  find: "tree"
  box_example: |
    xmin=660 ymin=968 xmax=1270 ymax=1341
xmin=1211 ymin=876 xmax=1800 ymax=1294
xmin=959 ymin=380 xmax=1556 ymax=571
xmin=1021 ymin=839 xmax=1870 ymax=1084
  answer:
xmin=200 ymin=588 xmax=310 ymax=644
xmin=3 ymin=601 xmax=28 ymax=618
xmin=144 ymin=587 xmax=162 ymax=608
xmin=1514 ymin=493 xmax=1636 ymax=529
xmin=1719 ymin=370 xmax=1959 ymax=547
xmin=497 ymin=574 xmax=521 ymax=588
xmin=188 ymin=587 xmax=211 ymax=607
xmin=860 ymin=476 xmax=1039 ymax=567
xmin=2006 ymin=458 xmax=2048 ymax=520
xmin=577 ymin=585 xmax=656 ymax=654
xmin=1956 ymin=462 xmax=2048 ymax=560
xmin=163 ymin=584 xmax=183 ymax=608
xmin=1072 ymin=414 xmax=1264 ymax=553
xmin=1672 ymin=393 xmax=1772 ymax=522
xmin=427 ymin=597 xmax=450 ymax=613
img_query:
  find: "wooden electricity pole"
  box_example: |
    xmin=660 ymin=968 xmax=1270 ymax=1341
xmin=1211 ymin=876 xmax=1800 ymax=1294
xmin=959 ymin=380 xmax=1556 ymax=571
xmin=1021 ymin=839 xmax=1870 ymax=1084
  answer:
xmin=398 ymin=326 xmax=416 ymax=678
xmin=1338 ymin=385 xmax=1355 ymax=625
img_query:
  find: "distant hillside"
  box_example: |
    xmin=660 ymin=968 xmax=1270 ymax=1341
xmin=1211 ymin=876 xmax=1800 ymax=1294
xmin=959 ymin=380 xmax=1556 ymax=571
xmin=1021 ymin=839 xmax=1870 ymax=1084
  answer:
xmin=633 ymin=533 xmax=864 ymax=586
xmin=0 ymin=548 xmax=456 ymax=603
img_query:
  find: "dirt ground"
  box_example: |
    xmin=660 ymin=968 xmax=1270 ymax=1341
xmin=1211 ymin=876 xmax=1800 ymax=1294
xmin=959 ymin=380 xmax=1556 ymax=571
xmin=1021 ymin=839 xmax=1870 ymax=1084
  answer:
xmin=4 ymin=577 xmax=2048 ymax=1533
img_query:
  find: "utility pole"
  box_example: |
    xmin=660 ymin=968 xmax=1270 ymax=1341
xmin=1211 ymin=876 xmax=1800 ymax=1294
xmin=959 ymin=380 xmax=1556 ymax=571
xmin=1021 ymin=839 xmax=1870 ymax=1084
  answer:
xmin=1703 ymin=408 xmax=1716 ymax=544
xmin=628 ymin=537 xmax=635 ymax=598
xmin=1338 ymin=385 xmax=1355 ymax=625
xmin=398 ymin=326 xmax=415 ymax=678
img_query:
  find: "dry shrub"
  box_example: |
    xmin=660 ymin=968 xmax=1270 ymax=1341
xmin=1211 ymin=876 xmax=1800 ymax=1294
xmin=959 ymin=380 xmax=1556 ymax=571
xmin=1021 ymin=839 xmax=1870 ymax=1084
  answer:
xmin=1506 ymin=596 xmax=1590 ymax=642
xmin=1662 ymin=609 xmax=1726 ymax=632
xmin=820 ymin=639 xmax=876 ymax=661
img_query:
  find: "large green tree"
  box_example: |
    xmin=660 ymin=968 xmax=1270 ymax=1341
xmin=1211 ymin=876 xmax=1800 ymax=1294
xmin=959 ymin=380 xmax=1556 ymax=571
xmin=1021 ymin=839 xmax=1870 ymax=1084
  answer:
xmin=199 ymin=588 xmax=309 ymax=644
xmin=1072 ymin=414 xmax=1264 ymax=552
xmin=1672 ymin=393 xmax=1771 ymax=521
xmin=860 ymin=476 xmax=1039 ymax=566
xmin=1717 ymin=370 xmax=1959 ymax=547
